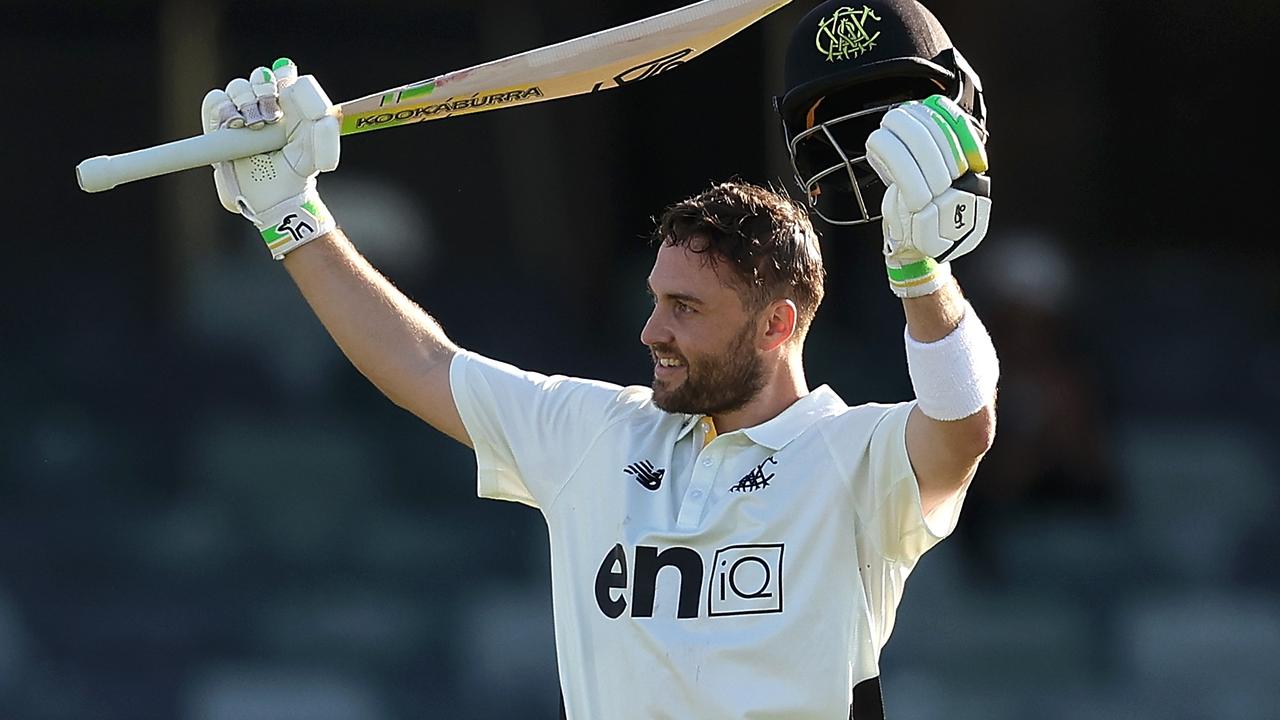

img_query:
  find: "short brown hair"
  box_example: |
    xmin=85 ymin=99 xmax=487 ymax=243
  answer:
xmin=654 ymin=179 xmax=826 ymax=339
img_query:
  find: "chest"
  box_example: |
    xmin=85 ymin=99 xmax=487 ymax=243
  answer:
xmin=550 ymin=424 xmax=862 ymax=625
xmin=555 ymin=425 xmax=848 ymax=546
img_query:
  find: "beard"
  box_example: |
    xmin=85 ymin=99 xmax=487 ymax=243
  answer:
xmin=650 ymin=319 xmax=767 ymax=416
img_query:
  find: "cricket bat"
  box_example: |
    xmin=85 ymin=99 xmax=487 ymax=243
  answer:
xmin=76 ymin=0 xmax=791 ymax=193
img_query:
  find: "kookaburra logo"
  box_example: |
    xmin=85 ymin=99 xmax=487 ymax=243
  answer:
xmin=594 ymin=543 xmax=784 ymax=619
xmin=816 ymin=6 xmax=881 ymax=62
xmin=593 ymin=48 xmax=694 ymax=91
xmin=275 ymin=213 xmax=313 ymax=242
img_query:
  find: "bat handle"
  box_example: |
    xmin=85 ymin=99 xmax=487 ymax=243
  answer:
xmin=76 ymin=123 xmax=288 ymax=193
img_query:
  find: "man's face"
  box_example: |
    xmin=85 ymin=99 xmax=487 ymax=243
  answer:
xmin=640 ymin=242 xmax=767 ymax=415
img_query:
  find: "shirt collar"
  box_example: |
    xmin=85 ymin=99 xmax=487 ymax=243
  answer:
xmin=673 ymin=385 xmax=845 ymax=450
xmin=675 ymin=413 xmax=706 ymax=442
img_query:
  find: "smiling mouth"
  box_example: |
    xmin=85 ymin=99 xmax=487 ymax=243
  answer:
xmin=652 ymin=353 xmax=686 ymax=380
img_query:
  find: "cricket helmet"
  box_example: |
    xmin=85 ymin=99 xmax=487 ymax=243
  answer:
xmin=775 ymin=0 xmax=987 ymax=226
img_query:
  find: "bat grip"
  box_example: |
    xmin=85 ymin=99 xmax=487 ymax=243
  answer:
xmin=76 ymin=123 xmax=288 ymax=192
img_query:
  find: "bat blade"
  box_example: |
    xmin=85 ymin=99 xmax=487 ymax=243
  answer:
xmin=75 ymin=0 xmax=790 ymax=193
xmin=339 ymin=0 xmax=792 ymax=134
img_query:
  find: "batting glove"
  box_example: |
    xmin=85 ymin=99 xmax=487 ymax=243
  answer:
xmin=866 ymin=95 xmax=991 ymax=298
xmin=202 ymin=58 xmax=341 ymax=260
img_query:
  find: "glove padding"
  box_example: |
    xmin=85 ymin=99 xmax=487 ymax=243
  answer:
xmin=866 ymin=95 xmax=991 ymax=296
xmin=202 ymin=58 xmax=341 ymax=259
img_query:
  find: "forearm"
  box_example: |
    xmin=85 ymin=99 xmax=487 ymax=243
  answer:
xmin=900 ymin=278 xmax=998 ymax=513
xmin=282 ymin=228 xmax=458 ymax=413
xmin=902 ymin=277 xmax=966 ymax=343
xmin=902 ymin=279 xmax=997 ymax=461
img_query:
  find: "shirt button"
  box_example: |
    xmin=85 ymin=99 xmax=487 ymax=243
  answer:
xmin=691 ymin=489 xmax=703 ymax=498
xmin=702 ymin=459 xmax=713 ymax=467
xmin=701 ymin=422 xmax=709 ymax=431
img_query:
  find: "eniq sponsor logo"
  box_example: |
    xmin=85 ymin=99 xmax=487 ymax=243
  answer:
xmin=594 ymin=542 xmax=784 ymax=619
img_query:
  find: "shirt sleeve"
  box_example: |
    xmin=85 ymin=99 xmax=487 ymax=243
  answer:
xmin=862 ymin=400 xmax=971 ymax=564
xmin=832 ymin=400 xmax=975 ymax=654
xmin=449 ymin=349 xmax=633 ymax=511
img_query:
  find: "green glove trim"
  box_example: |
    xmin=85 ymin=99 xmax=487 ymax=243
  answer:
xmin=300 ymin=199 xmax=329 ymax=222
xmin=887 ymin=258 xmax=938 ymax=283
xmin=923 ymin=95 xmax=988 ymax=173
xmin=261 ymin=224 xmax=290 ymax=246
xmin=271 ymin=57 xmax=294 ymax=71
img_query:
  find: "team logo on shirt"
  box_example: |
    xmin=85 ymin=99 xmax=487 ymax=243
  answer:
xmin=730 ymin=456 xmax=777 ymax=493
xmin=623 ymin=460 xmax=665 ymax=491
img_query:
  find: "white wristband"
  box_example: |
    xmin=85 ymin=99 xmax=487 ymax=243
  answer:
xmin=904 ymin=301 xmax=999 ymax=421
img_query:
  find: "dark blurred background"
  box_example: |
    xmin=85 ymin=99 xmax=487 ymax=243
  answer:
xmin=3 ymin=0 xmax=1279 ymax=718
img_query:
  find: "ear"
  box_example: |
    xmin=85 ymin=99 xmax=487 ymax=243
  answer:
xmin=760 ymin=299 xmax=798 ymax=352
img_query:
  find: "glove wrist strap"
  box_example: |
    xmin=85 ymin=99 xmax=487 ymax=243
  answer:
xmin=887 ymin=257 xmax=952 ymax=298
xmin=255 ymin=191 xmax=336 ymax=261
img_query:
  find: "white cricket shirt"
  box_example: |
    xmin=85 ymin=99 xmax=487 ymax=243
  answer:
xmin=450 ymin=350 xmax=970 ymax=719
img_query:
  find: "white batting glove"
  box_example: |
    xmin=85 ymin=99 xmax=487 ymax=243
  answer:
xmin=202 ymin=58 xmax=341 ymax=260
xmin=866 ymin=95 xmax=991 ymax=298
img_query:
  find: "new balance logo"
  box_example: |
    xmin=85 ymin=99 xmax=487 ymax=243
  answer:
xmin=624 ymin=460 xmax=664 ymax=491
xmin=730 ymin=456 xmax=777 ymax=493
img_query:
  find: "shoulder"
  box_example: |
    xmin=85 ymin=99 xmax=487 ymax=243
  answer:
xmin=800 ymin=386 xmax=913 ymax=433
xmin=812 ymin=383 xmax=913 ymax=425
xmin=454 ymin=349 xmax=681 ymax=421
xmin=810 ymin=394 xmax=918 ymax=459
xmin=602 ymin=383 xmax=659 ymax=419
xmin=602 ymin=384 xmax=693 ymax=433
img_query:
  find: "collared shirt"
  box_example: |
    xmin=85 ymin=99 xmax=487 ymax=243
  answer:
xmin=450 ymin=350 xmax=969 ymax=719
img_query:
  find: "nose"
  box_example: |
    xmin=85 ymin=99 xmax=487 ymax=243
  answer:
xmin=639 ymin=306 xmax=670 ymax=348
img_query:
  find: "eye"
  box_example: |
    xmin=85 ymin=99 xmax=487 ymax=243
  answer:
xmin=674 ymin=300 xmax=695 ymax=314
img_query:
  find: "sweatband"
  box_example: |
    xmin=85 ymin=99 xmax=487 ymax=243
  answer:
xmin=904 ymin=301 xmax=999 ymax=421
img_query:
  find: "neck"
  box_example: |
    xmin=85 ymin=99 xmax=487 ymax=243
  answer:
xmin=711 ymin=353 xmax=809 ymax=434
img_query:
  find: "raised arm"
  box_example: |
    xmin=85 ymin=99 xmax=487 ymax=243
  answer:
xmin=864 ymin=95 xmax=1000 ymax=517
xmin=901 ymin=280 xmax=996 ymax=516
xmin=199 ymin=59 xmax=470 ymax=446
xmin=283 ymin=231 xmax=469 ymax=445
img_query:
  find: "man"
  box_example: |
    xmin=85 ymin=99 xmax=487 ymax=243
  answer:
xmin=198 ymin=0 xmax=997 ymax=716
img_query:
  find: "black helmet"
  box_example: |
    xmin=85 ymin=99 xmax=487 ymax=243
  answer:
xmin=774 ymin=0 xmax=987 ymax=226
